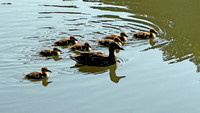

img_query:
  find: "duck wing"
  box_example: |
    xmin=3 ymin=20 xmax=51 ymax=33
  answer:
xmin=24 ymin=71 xmax=44 ymax=79
xmin=103 ymin=34 xmax=119 ymax=40
xmin=70 ymin=44 xmax=84 ymax=51
xmin=54 ymin=38 xmax=69 ymax=45
xmin=39 ymin=50 xmax=52 ymax=56
xmin=134 ymin=32 xmax=151 ymax=38
xmin=98 ymin=39 xmax=114 ymax=46
xmin=71 ymin=52 xmax=109 ymax=66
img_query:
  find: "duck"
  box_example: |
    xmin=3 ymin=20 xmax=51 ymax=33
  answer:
xmin=70 ymin=42 xmax=124 ymax=66
xmin=39 ymin=47 xmax=62 ymax=56
xmin=69 ymin=42 xmax=92 ymax=51
xmin=132 ymin=28 xmax=158 ymax=39
xmin=98 ymin=37 xmax=122 ymax=47
xmin=24 ymin=67 xmax=51 ymax=79
xmin=53 ymin=35 xmax=78 ymax=46
xmin=103 ymin=31 xmax=128 ymax=41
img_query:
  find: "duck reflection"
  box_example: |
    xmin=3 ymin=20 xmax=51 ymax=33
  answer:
xmin=45 ymin=55 xmax=62 ymax=61
xmin=149 ymin=38 xmax=157 ymax=47
xmin=25 ymin=78 xmax=52 ymax=87
xmin=71 ymin=63 xmax=125 ymax=83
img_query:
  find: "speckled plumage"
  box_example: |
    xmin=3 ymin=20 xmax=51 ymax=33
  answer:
xmin=24 ymin=67 xmax=51 ymax=79
xmin=53 ymin=35 xmax=78 ymax=46
xmin=39 ymin=47 xmax=61 ymax=56
xmin=132 ymin=28 xmax=157 ymax=39
xmin=98 ymin=38 xmax=122 ymax=47
xmin=70 ymin=42 xmax=124 ymax=66
xmin=69 ymin=42 xmax=91 ymax=51
xmin=103 ymin=31 xmax=128 ymax=41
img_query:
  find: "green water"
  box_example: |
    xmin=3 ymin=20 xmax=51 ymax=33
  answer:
xmin=0 ymin=0 xmax=200 ymax=113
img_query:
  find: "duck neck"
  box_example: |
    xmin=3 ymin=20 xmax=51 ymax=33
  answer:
xmin=150 ymin=33 xmax=156 ymax=38
xmin=42 ymin=72 xmax=49 ymax=77
xmin=109 ymin=48 xmax=116 ymax=58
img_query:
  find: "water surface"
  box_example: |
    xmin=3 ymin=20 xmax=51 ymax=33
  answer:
xmin=0 ymin=0 xmax=200 ymax=113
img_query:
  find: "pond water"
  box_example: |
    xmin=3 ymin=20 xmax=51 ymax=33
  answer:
xmin=1 ymin=0 xmax=200 ymax=113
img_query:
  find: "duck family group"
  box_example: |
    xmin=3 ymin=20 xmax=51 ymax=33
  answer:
xmin=24 ymin=28 xmax=158 ymax=80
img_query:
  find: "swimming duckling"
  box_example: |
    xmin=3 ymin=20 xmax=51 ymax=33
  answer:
xmin=103 ymin=31 xmax=128 ymax=41
xmin=69 ymin=42 xmax=92 ymax=51
xmin=98 ymin=37 xmax=122 ymax=47
xmin=24 ymin=67 xmax=51 ymax=79
xmin=53 ymin=35 xmax=78 ymax=46
xmin=70 ymin=42 xmax=124 ymax=66
xmin=132 ymin=28 xmax=158 ymax=39
xmin=39 ymin=47 xmax=62 ymax=56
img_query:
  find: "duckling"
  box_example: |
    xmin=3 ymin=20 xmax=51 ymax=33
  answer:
xmin=69 ymin=42 xmax=92 ymax=51
xmin=70 ymin=42 xmax=124 ymax=66
xmin=103 ymin=31 xmax=128 ymax=41
xmin=132 ymin=28 xmax=158 ymax=39
xmin=98 ymin=37 xmax=122 ymax=47
xmin=24 ymin=67 xmax=51 ymax=79
xmin=39 ymin=47 xmax=62 ymax=56
xmin=53 ymin=35 xmax=78 ymax=46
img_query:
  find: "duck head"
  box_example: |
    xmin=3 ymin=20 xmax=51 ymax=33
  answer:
xmin=120 ymin=31 xmax=128 ymax=37
xmin=109 ymin=42 xmax=124 ymax=50
xmin=53 ymin=47 xmax=62 ymax=53
xmin=84 ymin=42 xmax=92 ymax=48
xmin=70 ymin=35 xmax=78 ymax=41
xmin=150 ymin=28 xmax=158 ymax=34
xmin=41 ymin=67 xmax=52 ymax=73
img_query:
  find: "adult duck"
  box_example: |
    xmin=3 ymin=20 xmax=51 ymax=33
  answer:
xmin=132 ymin=28 xmax=158 ymax=39
xmin=24 ymin=67 xmax=51 ymax=79
xmin=103 ymin=31 xmax=128 ymax=41
xmin=98 ymin=37 xmax=122 ymax=47
xmin=70 ymin=42 xmax=124 ymax=66
xmin=39 ymin=47 xmax=62 ymax=56
xmin=69 ymin=42 xmax=92 ymax=51
xmin=53 ymin=35 xmax=78 ymax=46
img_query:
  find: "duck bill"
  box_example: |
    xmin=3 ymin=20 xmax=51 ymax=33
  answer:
xmin=119 ymin=47 xmax=124 ymax=50
xmin=58 ymin=50 xmax=62 ymax=53
xmin=154 ymin=31 xmax=158 ymax=34
xmin=124 ymin=34 xmax=128 ymax=37
xmin=47 ymin=70 xmax=52 ymax=72
xmin=74 ymin=38 xmax=78 ymax=41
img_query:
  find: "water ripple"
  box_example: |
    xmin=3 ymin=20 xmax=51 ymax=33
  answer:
xmin=38 ymin=11 xmax=90 ymax=15
xmin=40 ymin=5 xmax=78 ymax=8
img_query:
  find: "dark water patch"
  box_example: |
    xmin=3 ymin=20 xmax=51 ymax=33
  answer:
xmin=91 ymin=31 xmax=105 ymax=35
xmin=40 ymin=5 xmax=78 ymax=8
xmin=38 ymin=39 xmax=55 ymax=42
xmin=65 ymin=18 xmax=87 ymax=21
xmin=39 ymin=27 xmax=55 ymax=29
xmin=102 ymin=25 xmax=121 ymax=31
xmin=38 ymin=16 xmax=53 ymax=18
xmin=38 ymin=12 xmax=90 ymax=15
xmin=68 ymin=28 xmax=81 ymax=31
xmin=24 ymin=36 xmax=40 ymax=40
xmin=90 ymin=6 xmax=128 ymax=12
xmin=59 ymin=32 xmax=71 ymax=35
xmin=88 ymin=20 xmax=101 ymax=23
xmin=66 ymin=23 xmax=86 ymax=26
xmin=83 ymin=0 xmax=100 ymax=2
xmin=1 ymin=3 xmax=12 ymax=5
xmin=95 ymin=14 xmax=120 ymax=19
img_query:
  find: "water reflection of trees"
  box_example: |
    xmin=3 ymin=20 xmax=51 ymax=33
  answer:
xmin=71 ymin=63 xmax=125 ymax=83
xmin=86 ymin=0 xmax=200 ymax=72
